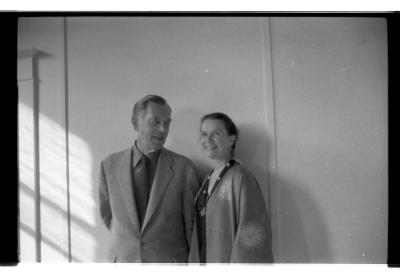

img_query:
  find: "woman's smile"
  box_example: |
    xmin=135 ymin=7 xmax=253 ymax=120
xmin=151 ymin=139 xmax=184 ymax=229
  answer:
xmin=200 ymin=119 xmax=235 ymax=162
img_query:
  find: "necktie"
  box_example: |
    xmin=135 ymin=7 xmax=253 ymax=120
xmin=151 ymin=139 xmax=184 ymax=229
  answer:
xmin=135 ymin=155 xmax=152 ymax=227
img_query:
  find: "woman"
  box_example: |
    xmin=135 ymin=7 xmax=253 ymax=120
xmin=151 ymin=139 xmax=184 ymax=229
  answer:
xmin=189 ymin=112 xmax=273 ymax=263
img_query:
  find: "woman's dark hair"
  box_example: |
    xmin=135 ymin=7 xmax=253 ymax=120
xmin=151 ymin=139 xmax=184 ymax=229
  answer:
xmin=200 ymin=112 xmax=239 ymax=155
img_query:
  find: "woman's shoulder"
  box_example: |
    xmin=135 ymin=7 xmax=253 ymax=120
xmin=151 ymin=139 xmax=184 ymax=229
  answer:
xmin=228 ymin=160 xmax=258 ymax=184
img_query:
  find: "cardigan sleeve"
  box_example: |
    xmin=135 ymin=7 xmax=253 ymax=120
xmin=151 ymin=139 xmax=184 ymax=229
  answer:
xmin=230 ymin=172 xmax=274 ymax=263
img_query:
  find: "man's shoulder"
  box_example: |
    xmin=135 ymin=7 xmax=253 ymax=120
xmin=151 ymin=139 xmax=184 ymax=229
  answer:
xmin=102 ymin=147 xmax=132 ymax=164
xmin=162 ymin=148 xmax=194 ymax=167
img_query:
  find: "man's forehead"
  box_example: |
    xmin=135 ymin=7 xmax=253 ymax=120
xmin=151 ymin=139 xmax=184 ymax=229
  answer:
xmin=145 ymin=103 xmax=171 ymax=118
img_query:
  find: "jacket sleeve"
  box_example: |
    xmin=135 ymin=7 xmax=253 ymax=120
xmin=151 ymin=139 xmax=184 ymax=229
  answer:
xmin=230 ymin=173 xmax=274 ymax=263
xmin=182 ymin=162 xmax=200 ymax=249
xmin=99 ymin=161 xmax=112 ymax=230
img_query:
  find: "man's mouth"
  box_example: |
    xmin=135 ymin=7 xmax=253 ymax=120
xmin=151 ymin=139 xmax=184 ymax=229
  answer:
xmin=204 ymin=145 xmax=217 ymax=150
xmin=153 ymin=136 xmax=164 ymax=142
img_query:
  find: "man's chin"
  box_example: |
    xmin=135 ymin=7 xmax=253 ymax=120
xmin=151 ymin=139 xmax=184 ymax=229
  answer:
xmin=150 ymin=142 xmax=164 ymax=151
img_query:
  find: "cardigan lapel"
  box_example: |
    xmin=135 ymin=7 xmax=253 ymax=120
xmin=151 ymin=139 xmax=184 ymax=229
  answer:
xmin=141 ymin=148 xmax=174 ymax=232
xmin=117 ymin=148 xmax=140 ymax=234
xmin=194 ymin=176 xmax=208 ymax=204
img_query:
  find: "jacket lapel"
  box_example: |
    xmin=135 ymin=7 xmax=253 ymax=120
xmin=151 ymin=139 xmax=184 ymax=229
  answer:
xmin=141 ymin=148 xmax=174 ymax=232
xmin=117 ymin=148 xmax=140 ymax=234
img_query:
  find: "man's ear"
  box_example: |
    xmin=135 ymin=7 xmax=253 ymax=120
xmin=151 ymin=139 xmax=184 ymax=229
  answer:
xmin=229 ymin=135 xmax=236 ymax=149
xmin=132 ymin=117 xmax=138 ymax=131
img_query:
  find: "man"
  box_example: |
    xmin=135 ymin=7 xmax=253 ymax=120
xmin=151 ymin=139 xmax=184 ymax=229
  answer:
xmin=99 ymin=95 xmax=200 ymax=263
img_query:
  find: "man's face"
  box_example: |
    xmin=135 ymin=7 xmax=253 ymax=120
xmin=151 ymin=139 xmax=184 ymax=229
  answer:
xmin=134 ymin=102 xmax=172 ymax=154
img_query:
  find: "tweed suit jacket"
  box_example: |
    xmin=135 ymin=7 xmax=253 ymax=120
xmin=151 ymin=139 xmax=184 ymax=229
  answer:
xmin=99 ymin=146 xmax=200 ymax=263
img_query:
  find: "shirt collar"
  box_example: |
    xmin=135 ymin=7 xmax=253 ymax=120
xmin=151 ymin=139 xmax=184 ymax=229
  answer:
xmin=133 ymin=141 xmax=162 ymax=168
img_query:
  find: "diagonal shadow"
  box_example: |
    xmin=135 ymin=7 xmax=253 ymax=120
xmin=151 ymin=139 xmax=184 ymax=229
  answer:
xmin=19 ymin=222 xmax=81 ymax=262
xmin=20 ymin=182 xmax=97 ymax=235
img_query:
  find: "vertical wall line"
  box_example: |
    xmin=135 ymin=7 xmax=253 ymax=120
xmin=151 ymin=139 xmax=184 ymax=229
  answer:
xmin=261 ymin=17 xmax=280 ymax=260
xmin=18 ymin=49 xmax=41 ymax=262
xmin=59 ymin=17 xmax=72 ymax=262
xmin=64 ymin=17 xmax=72 ymax=263
xmin=32 ymin=55 xmax=42 ymax=262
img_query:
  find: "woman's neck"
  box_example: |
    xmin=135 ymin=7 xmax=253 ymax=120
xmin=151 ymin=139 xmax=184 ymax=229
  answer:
xmin=211 ymin=157 xmax=232 ymax=172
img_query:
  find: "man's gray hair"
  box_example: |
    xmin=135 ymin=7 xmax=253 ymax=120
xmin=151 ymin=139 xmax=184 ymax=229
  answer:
xmin=132 ymin=94 xmax=171 ymax=123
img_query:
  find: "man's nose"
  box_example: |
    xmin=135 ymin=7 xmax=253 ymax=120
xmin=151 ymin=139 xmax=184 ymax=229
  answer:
xmin=157 ymin=123 xmax=167 ymax=133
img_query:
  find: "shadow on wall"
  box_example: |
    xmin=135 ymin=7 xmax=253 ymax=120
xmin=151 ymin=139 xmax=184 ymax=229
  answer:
xmin=235 ymin=124 xmax=331 ymax=263
xmin=18 ymin=102 xmax=105 ymax=262
xmin=235 ymin=124 xmax=271 ymax=200
xmin=274 ymin=175 xmax=331 ymax=262
xmin=20 ymin=181 xmax=95 ymax=262
xmin=168 ymin=108 xmax=209 ymax=179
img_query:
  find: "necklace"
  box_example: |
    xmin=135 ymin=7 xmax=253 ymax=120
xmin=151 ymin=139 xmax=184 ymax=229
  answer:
xmin=196 ymin=159 xmax=236 ymax=217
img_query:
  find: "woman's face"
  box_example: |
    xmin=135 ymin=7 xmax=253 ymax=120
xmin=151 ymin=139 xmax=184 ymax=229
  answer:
xmin=200 ymin=119 xmax=236 ymax=161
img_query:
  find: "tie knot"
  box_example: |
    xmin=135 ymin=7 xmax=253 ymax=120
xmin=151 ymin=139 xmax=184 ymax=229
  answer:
xmin=142 ymin=154 xmax=152 ymax=167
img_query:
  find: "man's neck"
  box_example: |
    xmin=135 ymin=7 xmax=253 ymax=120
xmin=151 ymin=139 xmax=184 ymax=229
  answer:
xmin=136 ymin=140 xmax=159 ymax=156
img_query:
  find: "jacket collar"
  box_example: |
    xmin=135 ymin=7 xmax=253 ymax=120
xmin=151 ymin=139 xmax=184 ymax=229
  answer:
xmin=132 ymin=141 xmax=161 ymax=168
xmin=141 ymin=148 xmax=175 ymax=232
xmin=117 ymin=147 xmax=175 ymax=234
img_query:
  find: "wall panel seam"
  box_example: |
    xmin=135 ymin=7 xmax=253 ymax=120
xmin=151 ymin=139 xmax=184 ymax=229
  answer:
xmin=261 ymin=17 xmax=280 ymax=260
xmin=58 ymin=17 xmax=72 ymax=262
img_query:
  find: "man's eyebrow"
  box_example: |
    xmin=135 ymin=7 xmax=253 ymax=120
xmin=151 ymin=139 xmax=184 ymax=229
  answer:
xmin=153 ymin=116 xmax=172 ymax=122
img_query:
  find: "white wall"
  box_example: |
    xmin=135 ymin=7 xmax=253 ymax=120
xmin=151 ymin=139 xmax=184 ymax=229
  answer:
xmin=18 ymin=16 xmax=387 ymax=263
xmin=270 ymin=17 xmax=388 ymax=262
